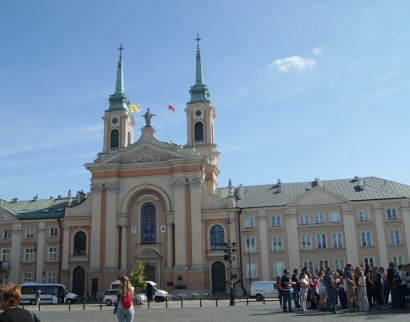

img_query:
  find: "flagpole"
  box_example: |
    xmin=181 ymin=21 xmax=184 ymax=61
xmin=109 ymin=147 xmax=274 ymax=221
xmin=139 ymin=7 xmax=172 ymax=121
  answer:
xmin=167 ymin=105 xmax=170 ymax=142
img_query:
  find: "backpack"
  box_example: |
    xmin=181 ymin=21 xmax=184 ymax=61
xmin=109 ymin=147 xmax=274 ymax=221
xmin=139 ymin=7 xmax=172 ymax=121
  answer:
xmin=393 ymin=271 xmax=402 ymax=284
xmin=121 ymin=291 xmax=133 ymax=309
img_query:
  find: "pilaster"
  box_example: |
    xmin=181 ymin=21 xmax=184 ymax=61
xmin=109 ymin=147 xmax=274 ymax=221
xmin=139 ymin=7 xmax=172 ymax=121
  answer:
xmin=400 ymin=201 xmax=410 ymax=261
xmin=36 ymin=221 xmax=46 ymax=283
xmin=10 ymin=223 xmax=22 ymax=283
xmin=341 ymin=205 xmax=359 ymax=264
xmin=258 ymin=210 xmax=269 ymax=280
xmin=166 ymin=221 xmax=174 ymax=269
xmin=190 ymin=177 xmax=205 ymax=269
xmin=172 ymin=178 xmax=188 ymax=269
xmin=62 ymin=226 xmax=70 ymax=271
xmin=285 ymin=208 xmax=299 ymax=271
xmin=89 ymin=184 xmax=103 ymax=272
xmin=373 ymin=203 xmax=388 ymax=266
xmin=120 ymin=224 xmax=128 ymax=271
xmin=105 ymin=182 xmax=119 ymax=271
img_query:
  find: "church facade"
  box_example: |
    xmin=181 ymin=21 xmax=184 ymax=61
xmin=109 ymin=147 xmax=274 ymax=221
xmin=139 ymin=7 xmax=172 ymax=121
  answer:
xmin=1 ymin=42 xmax=410 ymax=298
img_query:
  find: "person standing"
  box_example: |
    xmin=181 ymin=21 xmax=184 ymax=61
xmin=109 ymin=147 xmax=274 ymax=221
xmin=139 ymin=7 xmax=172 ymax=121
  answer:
xmin=281 ymin=269 xmax=296 ymax=313
xmin=276 ymin=276 xmax=283 ymax=308
xmin=35 ymin=290 xmax=41 ymax=309
xmin=116 ymin=276 xmax=135 ymax=322
xmin=0 ymin=284 xmax=41 ymax=322
xmin=387 ymin=262 xmax=397 ymax=308
xmin=396 ymin=265 xmax=409 ymax=311
xmin=299 ymin=272 xmax=309 ymax=312
xmin=356 ymin=266 xmax=369 ymax=312
xmin=343 ymin=263 xmax=355 ymax=312
xmin=324 ymin=267 xmax=339 ymax=314
xmin=291 ymin=269 xmax=301 ymax=308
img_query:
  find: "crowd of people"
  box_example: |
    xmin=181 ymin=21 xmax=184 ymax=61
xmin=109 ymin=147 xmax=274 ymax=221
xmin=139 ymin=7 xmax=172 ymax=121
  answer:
xmin=279 ymin=262 xmax=410 ymax=314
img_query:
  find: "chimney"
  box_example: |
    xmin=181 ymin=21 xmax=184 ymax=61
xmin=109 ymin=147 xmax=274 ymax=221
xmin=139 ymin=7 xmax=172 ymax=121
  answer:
xmin=12 ymin=198 xmax=19 ymax=203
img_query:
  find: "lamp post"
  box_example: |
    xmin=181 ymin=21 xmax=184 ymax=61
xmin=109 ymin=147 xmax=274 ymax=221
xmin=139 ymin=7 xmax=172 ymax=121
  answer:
xmin=224 ymin=212 xmax=237 ymax=306
xmin=246 ymin=238 xmax=251 ymax=293
xmin=33 ymin=242 xmax=38 ymax=283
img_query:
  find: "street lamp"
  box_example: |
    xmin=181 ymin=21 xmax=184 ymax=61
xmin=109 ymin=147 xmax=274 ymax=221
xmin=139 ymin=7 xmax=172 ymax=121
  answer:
xmin=223 ymin=212 xmax=237 ymax=306
xmin=246 ymin=238 xmax=251 ymax=293
xmin=33 ymin=242 xmax=38 ymax=283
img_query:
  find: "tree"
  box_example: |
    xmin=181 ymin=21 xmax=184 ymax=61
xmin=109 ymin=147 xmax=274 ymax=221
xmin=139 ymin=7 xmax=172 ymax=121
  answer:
xmin=129 ymin=260 xmax=146 ymax=291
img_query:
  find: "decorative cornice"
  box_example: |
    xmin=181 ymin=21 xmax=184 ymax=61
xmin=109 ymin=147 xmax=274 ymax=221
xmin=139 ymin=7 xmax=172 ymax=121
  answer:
xmin=189 ymin=176 xmax=203 ymax=188
xmin=90 ymin=184 xmax=104 ymax=194
xmin=171 ymin=178 xmax=185 ymax=190
xmin=133 ymin=153 xmax=159 ymax=163
xmin=106 ymin=183 xmax=120 ymax=194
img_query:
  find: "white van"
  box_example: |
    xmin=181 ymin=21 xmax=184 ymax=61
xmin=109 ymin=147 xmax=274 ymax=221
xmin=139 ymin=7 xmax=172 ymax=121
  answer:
xmin=249 ymin=281 xmax=278 ymax=301
xmin=144 ymin=281 xmax=168 ymax=302
xmin=21 ymin=283 xmax=78 ymax=304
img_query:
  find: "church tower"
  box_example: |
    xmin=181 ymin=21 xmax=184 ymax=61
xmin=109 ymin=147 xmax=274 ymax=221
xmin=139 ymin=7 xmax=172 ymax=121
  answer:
xmin=185 ymin=35 xmax=220 ymax=192
xmin=102 ymin=44 xmax=135 ymax=154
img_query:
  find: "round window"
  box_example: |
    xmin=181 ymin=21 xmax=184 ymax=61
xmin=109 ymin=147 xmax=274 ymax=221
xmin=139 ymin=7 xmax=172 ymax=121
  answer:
xmin=195 ymin=110 xmax=201 ymax=116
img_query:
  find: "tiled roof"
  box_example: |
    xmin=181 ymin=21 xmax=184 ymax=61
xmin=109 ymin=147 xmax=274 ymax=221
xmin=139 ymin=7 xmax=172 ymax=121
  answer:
xmin=216 ymin=176 xmax=410 ymax=208
xmin=0 ymin=198 xmax=78 ymax=220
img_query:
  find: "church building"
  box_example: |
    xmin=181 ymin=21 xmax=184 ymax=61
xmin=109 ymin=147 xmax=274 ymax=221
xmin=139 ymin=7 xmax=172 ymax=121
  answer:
xmin=1 ymin=40 xmax=410 ymax=299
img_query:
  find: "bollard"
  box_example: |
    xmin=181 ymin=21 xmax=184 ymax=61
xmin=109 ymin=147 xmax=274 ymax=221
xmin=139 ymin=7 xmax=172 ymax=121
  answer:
xmin=263 ymin=295 xmax=265 ymax=305
xmin=69 ymin=302 xmax=71 ymax=310
xmin=180 ymin=298 xmax=183 ymax=308
xmin=39 ymin=302 xmax=41 ymax=311
xmin=165 ymin=297 xmax=168 ymax=308
xmin=200 ymin=298 xmax=202 ymax=307
xmin=100 ymin=298 xmax=102 ymax=310
xmin=83 ymin=298 xmax=85 ymax=310
xmin=23 ymin=303 xmax=25 ymax=309
xmin=216 ymin=297 xmax=218 ymax=307
xmin=247 ymin=296 xmax=249 ymax=305
xmin=148 ymin=298 xmax=150 ymax=309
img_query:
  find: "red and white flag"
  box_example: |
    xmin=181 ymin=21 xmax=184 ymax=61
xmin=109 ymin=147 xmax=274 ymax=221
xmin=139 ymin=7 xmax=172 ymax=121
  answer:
xmin=168 ymin=102 xmax=175 ymax=114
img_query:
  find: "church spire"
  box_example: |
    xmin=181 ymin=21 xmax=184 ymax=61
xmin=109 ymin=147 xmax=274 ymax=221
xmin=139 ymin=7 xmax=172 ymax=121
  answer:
xmin=188 ymin=34 xmax=210 ymax=104
xmin=107 ymin=43 xmax=130 ymax=111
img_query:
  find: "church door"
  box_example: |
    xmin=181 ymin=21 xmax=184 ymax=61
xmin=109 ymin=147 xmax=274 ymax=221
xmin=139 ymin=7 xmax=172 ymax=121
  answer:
xmin=211 ymin=261 xmax=226 ymax=294
xmin=72 ymin=266 xmax=85 ymax=297
xmin=144 ymin=265 xmax=156 ymax=282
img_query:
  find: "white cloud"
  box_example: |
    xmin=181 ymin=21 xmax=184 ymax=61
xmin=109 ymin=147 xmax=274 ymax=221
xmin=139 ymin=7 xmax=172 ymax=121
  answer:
xmin=270 ymin=55 xmax=316 ymax=72
xmin=312 ymin=46 xmax=326 ymax=56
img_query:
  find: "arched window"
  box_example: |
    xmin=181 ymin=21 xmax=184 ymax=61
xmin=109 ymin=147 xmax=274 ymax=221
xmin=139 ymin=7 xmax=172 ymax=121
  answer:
xmin=194 ymin=122 xmax=204 ymax=143
xmin=141 ymin=203 xmax=156 ymax=244
xmin=210 ymin=225 xmax=224 ymax=250
xmin=74 ymin=231 xmax=86 ymax=255
xmin=110 ymin=129 xmax=119 ymax=150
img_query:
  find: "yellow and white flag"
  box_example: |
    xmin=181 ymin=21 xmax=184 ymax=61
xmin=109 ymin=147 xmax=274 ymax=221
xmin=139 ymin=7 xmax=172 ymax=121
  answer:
xmin=130 ymin=104 xmax=143 ymax=113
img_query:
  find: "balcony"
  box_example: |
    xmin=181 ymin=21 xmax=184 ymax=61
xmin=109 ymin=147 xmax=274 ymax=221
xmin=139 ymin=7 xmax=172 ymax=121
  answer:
xmin=69 ymin=255 xmax=89 ymax=262
xmin=0 ymin=261 xmax=11 ymax=271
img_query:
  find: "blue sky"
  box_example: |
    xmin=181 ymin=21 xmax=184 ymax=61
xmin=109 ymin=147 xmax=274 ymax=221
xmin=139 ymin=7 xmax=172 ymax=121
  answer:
xmin=1 ymin=0 xmax=410 ymax=201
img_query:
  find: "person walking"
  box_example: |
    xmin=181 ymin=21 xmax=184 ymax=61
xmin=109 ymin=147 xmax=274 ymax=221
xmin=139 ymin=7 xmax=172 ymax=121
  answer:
xmin=0 ymin=284 xmax=41 ymax=321
xmin=276 ymin=276 xmax=283 ymax=308
xmin=116 ymin=276 xmax=135 ymax=322
xmin=35 ymin=290 xmax=41 ymax=309
xmin=281 ymin=269 xmax=296 ymax=313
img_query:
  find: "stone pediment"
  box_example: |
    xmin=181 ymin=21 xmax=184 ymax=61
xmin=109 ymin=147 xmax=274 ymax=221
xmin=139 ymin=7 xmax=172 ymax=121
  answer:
xmin=288 ymin=187 xmax=349 ymax=207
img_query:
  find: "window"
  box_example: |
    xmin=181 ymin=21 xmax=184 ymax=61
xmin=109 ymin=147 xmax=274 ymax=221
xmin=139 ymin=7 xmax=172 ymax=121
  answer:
xmin=3 ymin=230 xmax=10 ymax=240
xmin=74 ymin=231 xmax=87 ymax=255
xmin=23 ymin=272 xmax=32 ymax=283
xmin=301 ymin=235 xmax=312 ymax=250
xmin=246 ymin=262 xmax=258 ymax=278
xmin=358 ymin=210 xmax=369 ymax=221
xmin=1 ymin=249 xmax=10 ymax=262
xmin=392 ymin=256 xmax=403 ymax=266
xmin=49 ymin=228 xmax=58 ymax=238
xmin=299 ymin=214 xmax=309 ymax=225
xmin=0 ymin=214 xmax=3 ymax=219
xmin=270 ymin=216 xmax=281 ymax=227
xmin=363 ymin=257 xmax=375 ymax=268
xmin=110 ymin=129 xmax=119 ymax=149
xmin=245 ymin=238 xmax=256 ymax=253
xmin=316 ymin=234 xmax=327 ymax=249
xmin=329 ymin=212 xmax=340 ymax=223
xmin=314 ymin=213 xmax=324 ymax=224
xmin=141 ymin=202 xmax=156 ymax=244
xmin=389 ymin=230 xmax=401 ymax=245
xmin=273 ymin=262 xmax=285 ymax=278
xmin=47 ymin=272 xmax=56 ymax=284
xmin=302 ymin=260 xmax=314 ymax=273
xmin=318 ymin=260 xmax=329 ymax=270
xmin=272 ymin=237 xmax=283 ymax=252
xmin=244 ymin=217 xmax=254 ymax=228
xmin=25 ymin=228 xmax=34 ymax=238
xmin=48 ymin=247 xmax=57 ymax=262
xmin=360 ymin=231 xmax=372 ymax=247
xmin=387 ymin=208 xmax=397 ymax=220
xmin=334 ymin=259 xmax=345 ymax=271
xmin=331 ymin=233 xmax=343 ymax=248
xmin=24 ymin=248 xmax=34 ymax=262
xmin=210 ymin=225 xmax=224 ymax=250
xmin=194 ymin=122 xmax=204 ymax=142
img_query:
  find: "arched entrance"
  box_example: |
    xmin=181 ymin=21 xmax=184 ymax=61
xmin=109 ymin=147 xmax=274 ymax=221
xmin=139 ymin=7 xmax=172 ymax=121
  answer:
xmin=72 ymin=266 xmax=85 ymax=297
xmin=211 ymin=261 xmax=226 ymax=294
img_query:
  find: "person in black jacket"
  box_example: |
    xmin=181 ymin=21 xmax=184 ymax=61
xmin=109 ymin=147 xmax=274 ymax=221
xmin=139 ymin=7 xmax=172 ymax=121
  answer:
xmin=0 ymin=284 xmax=41 ymax=322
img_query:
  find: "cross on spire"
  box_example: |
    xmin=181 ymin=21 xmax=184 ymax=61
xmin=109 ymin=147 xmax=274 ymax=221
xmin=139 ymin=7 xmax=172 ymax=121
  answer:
xmin=118 ymin=43 xmax=124 ymax=59
xmin=195 ymin=34 xmax=201 ymax=50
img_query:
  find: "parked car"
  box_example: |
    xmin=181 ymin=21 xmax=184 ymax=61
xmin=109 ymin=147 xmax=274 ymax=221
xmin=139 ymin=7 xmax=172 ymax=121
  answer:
xmin=102 ymin=290 xmax=147 ymax=306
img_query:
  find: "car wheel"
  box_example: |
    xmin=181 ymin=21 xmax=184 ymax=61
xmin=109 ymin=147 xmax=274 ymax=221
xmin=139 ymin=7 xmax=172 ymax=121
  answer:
xmin=30 ymin=299 xmax=36 ymax=305
xmin=160 ymin=298 xmax=164 ymax=302
xmin=66 ymin=299 xmax=72 ymax=304
xmin=255 ymin=294 xmax=263 ymax=301
xmin=105 ymin=299 xmax=112 ymax=306
xmin=154 ymin=296 xmax=160 ymax=302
